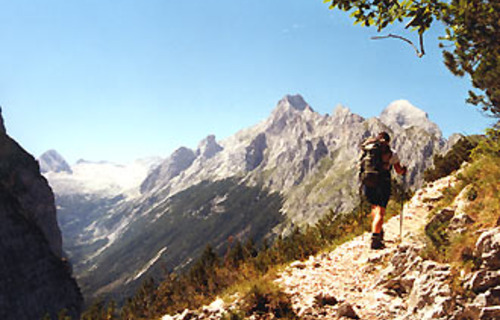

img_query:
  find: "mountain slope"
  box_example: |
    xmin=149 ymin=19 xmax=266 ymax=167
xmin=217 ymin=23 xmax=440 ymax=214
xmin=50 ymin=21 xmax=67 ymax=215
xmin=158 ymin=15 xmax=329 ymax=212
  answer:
xmin=44 ymin=94 xmax=451 ymax=302
xmin=80 ymin=179 xmax=285 ymax=301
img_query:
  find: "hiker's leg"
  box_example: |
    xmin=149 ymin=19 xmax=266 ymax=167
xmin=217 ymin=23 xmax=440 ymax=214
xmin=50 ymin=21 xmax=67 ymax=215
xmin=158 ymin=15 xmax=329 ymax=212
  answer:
xmin=371 ymin=205 xmax=386 ymax=249
xmin=371 ymin=205 xmax=385 ymax=234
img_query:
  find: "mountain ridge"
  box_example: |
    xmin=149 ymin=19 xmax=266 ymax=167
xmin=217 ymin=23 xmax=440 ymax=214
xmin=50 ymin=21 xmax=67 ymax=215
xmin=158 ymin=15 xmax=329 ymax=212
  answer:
xmin=42 ymin=94 xmax=453 ymax=302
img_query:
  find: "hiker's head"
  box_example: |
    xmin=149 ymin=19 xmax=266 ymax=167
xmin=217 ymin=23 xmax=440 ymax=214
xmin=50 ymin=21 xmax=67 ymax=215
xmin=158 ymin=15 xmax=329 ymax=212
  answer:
xmin=377 ymin=132 xmax=391 ymax=143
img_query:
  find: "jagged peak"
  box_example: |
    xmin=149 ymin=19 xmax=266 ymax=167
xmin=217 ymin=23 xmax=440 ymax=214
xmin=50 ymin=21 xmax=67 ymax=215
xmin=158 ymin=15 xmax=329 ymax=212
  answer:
xmin=333 ymin=104 xmax=351 ymax=116
xmin=332 ymin=104 xmax=365 ymax=125
xmin=276 ymin=94 xmax=313 ymax=112
xmin=39 ymin=149 xmax=72 ymax=174
xmin=172 ymin=146 xmax=196 ymax=158
xmin=197 ymin=135 xmax=223 ymax=159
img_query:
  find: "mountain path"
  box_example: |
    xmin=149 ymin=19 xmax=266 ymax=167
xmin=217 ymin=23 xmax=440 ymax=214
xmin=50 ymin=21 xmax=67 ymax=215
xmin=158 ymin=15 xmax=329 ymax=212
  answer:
xmin=275 ymin=175 xmax=456 ymax=320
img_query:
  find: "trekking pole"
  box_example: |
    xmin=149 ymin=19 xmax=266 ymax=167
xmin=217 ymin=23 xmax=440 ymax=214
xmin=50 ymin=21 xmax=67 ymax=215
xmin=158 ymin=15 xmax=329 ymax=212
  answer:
xmin=399 ymin=174 xmax=406 ymax=241
xmin=359 ymin=185 xmax=365 ymax=242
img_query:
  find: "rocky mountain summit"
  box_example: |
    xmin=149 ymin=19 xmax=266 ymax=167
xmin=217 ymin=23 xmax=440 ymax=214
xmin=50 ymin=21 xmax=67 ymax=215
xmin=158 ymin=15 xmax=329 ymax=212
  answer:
xmin=0 ymin=108 xmax=82 ymax=319
xmin=139 ymin=94 xmax=446 ymax=225
xmin=39 ymin=149 xmax=73 ymax=174
xmin=161 ymin=171 xmax=500 ymax=320
xmin=379 ymin=100 xmax=442 ymax=138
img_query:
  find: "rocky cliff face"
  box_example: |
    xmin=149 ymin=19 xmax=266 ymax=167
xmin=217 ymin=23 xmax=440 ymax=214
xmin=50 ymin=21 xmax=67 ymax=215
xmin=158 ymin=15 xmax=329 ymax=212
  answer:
xmin=142 ymin=94 xmax=445 ymax=225
xmin=0 ymin=108 xmax=82 ymax=319
xmin=140 ymin=147 xmax=197 ymax=193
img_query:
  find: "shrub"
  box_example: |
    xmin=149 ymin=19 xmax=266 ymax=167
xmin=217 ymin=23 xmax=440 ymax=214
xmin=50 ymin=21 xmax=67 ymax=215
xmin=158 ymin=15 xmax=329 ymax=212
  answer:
xmin=240 ymin=279 xmax=297 ymax=319
xmin=424 ymin=136 xmax=480 ymax=182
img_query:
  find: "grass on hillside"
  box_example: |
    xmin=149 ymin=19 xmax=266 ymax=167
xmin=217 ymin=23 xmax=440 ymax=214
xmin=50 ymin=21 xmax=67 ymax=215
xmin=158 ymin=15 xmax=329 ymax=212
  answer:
xmin=422 ymin=128 xmax=500 ymax=271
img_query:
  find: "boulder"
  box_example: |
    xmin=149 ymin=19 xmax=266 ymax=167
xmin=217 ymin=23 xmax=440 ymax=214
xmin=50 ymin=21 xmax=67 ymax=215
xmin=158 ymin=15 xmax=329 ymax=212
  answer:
xmin=480 ymin=306 xmax=500 ymax=320
xmin=475 ymin=228 xmax=500 ymax=270
xmin=449 ymin=212 xmax=475 ymax=234
xmin=202 ymin=298 xmax=225 ymax=315
xmin=473 ymin=286 xmax=500 ymax=308
xmin=426 ymin=207 xmax=455 ymax=229
xmin=407 ymin=261 xmax=455 ymax=320
xmin=314 ymin=293 xmax=338 ymax=307
xmin=465 ymin=270 xmax=500 ymax=293
xmin=290 ymin=261 xmax=307 ymax=269
xmin=337 ymin=302 xmax=359 ymax=319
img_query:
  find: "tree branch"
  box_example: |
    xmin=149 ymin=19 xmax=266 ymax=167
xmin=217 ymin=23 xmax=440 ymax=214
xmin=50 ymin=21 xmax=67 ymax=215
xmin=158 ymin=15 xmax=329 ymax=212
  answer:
xmin=371 ymin=33 xmax=425 ymax=58
xmin=419 ymin=32 xmax=425 ymax=56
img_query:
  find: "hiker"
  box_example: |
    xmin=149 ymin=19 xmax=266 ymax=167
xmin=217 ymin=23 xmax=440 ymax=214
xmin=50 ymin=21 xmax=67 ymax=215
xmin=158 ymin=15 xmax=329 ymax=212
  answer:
xmin=359 ymin=132 xmax=407 ymax=249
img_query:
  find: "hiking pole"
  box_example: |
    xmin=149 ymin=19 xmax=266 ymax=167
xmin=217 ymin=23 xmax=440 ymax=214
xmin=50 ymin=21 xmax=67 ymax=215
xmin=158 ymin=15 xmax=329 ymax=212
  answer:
xmin=400 ymin=174 xmax=406 ymax=241
xmin=359 ymin=185 xmax=365 ymax=242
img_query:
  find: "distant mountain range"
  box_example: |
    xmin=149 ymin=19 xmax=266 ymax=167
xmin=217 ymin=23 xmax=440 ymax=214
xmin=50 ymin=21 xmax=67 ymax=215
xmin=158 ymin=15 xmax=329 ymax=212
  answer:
xmin=40 ymin=94 xmax=459 ymax=302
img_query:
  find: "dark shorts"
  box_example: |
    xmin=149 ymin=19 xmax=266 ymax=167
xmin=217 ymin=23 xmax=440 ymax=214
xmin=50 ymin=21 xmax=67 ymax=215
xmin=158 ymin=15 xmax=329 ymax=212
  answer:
xmin=363 ymin=180 xmax=391 ymax=208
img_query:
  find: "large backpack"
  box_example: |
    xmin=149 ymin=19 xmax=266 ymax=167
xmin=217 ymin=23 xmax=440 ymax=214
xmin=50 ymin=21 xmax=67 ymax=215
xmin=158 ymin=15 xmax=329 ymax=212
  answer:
xmin=359 ymin=138 xmax=387 ymax=188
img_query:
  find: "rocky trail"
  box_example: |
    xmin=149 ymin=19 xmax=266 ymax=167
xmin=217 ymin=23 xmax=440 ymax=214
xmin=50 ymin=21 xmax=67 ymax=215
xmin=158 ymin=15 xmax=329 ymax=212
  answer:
xmin=163 ymin=172 xmax=500 ymax=320
xmin=275 ymin=175 xmax=456 ymax=320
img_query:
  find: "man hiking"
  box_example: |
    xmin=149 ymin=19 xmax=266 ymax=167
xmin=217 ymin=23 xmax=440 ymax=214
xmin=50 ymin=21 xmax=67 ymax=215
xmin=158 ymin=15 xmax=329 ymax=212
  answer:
xmin=360 ymin=131 xmax=407 ymax=249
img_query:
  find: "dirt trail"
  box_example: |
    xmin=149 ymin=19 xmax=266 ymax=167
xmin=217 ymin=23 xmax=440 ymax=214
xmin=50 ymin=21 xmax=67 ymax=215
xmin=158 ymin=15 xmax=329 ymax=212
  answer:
xmin=275 ymin=175 xmax=456 ymax=319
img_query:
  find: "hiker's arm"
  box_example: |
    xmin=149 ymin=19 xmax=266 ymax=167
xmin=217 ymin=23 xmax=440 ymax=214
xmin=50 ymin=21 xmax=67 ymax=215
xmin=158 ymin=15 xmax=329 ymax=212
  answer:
xmin=394 ymin=162 xmax=407 ymax=175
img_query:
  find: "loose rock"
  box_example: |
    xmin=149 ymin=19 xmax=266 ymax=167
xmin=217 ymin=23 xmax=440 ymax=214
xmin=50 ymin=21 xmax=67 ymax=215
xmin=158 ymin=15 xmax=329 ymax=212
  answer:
xmin=475 ymin=227 xmax=500 ymax=270
xmin=314 ymin=293 xmax=338 ymax=307
xmin=480 ymin=306 xmax=500 ymax=320
xmin=465 ymin=270 xmax=500 ymax=293
xmin=337 ymin=302 xmax=359 ymax=319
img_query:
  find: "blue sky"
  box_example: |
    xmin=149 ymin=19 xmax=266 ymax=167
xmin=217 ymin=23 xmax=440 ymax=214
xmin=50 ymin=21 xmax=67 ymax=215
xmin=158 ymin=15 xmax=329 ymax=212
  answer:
xmin=0 ymin=0 xmax=493 ymax=164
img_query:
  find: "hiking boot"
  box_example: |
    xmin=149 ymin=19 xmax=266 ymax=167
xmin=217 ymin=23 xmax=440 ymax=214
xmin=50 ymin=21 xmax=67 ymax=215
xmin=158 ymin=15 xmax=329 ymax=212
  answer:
xmin=371 ymin=233 xmax=385 ymax=250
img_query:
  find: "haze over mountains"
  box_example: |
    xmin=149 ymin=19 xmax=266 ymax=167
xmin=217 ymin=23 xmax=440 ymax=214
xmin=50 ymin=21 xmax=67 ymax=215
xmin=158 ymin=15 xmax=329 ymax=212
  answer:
xmin=40 ymin=94 xmax=457 ymax=301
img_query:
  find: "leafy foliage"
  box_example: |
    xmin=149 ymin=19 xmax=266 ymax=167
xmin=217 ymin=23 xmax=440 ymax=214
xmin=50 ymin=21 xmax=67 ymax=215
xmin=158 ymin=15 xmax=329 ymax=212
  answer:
xmin=464 ymin=127 xmax=500 ymax=227
xmin=323 ymin=0 xmax=500 ymax=116
xmin=422 ymin=127 xmax=500 ymax=266
xmin=470 ymin=126 xmax=500 ymax=160
xmin=423 ymin=135 xmax=480 ymax=182
xmin=442 ymin=1 xmax=500 ymax=114
xmin=239 ymin=279 xmax=297 ymax=319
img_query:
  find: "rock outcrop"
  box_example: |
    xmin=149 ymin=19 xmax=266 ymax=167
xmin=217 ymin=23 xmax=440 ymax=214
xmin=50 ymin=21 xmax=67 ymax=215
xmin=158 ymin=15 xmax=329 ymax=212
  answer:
xmin=475 ymin=227 xmax=500 ymax=270
xmin=140 ymin=146 xmax=197 ymax=193
xmin=197 ymin=135 xmax=223 ymax=160
xmin=245 ymin=133 xmax=267 ymax=171
xmin=0 ymin=108 xmax=82 ymax=319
